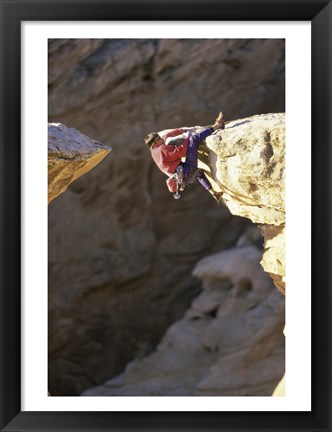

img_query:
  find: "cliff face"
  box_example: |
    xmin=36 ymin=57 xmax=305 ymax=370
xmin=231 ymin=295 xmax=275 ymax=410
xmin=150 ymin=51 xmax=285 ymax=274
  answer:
xmin=202 ymin=113 xmax=285 ymax=293
xmin=49 ymin=39 xmax=285 ymax=133
xmin=48 ymin=39 xmax=285 ymax=396
xmin=205 ymin=114 xmax=284 ymax=225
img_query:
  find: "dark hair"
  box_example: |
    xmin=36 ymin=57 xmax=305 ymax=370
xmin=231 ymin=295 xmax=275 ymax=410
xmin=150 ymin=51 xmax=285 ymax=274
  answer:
xmin=144 ymin=132 xmax=160 ymax=148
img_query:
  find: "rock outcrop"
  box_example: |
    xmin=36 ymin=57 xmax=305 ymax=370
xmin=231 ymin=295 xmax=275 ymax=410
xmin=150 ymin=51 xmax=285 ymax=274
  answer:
xmin=48 ymin=123 xmax=111 ymax=203
xmin=200 ymin=112 xmax=285 ymax=293
xmin=48 ymin=39 xmax=285 ymax=396
xmin=83 ymin=245 xmax=284 ymax=396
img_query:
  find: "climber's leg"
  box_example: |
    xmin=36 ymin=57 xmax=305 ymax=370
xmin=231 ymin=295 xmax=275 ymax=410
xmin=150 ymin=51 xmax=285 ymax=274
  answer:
xmin=196 ymin=170 xmax=212 ymax=190
xmin=182 ymin=127 xmax=214 ymax=178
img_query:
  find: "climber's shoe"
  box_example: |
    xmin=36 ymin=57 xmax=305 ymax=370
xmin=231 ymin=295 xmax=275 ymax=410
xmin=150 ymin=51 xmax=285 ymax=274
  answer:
xmin=211 ymin=190 xmax=224 ymax=203
xmin=215 ymin=111 xmax=225 ymax=129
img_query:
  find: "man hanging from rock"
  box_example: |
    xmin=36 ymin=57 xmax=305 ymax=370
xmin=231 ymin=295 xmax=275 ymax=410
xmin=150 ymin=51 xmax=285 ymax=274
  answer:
xmin=144 ymin=111 xmax=225 ymax=201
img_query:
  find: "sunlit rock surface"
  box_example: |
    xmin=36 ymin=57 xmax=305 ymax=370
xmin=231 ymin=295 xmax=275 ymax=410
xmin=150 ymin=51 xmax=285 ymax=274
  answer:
xmin=48 ymin=123 xmax=111 ymax=203
xmin=204 ymin=113 xmax=285 ymax=225
xmin=200 ymin=112 xmax=285 ymax=293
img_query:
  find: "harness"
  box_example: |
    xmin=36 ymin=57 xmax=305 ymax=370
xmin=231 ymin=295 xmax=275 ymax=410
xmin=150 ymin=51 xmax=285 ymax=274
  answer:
xmin=170 ymin=165 xmax=185 ymax=199
xmin=169 ymin=165 xmax=202 ymax=199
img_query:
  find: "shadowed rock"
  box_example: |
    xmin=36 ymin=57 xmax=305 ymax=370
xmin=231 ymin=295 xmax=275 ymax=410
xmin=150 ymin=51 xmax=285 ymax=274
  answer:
xmin=82 ymin=246 xmax=284 ymax=396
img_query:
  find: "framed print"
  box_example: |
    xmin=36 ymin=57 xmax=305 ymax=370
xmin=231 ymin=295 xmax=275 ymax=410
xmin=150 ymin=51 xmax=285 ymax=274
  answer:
xmin=1 ymin=0 xmax=331 ymax=431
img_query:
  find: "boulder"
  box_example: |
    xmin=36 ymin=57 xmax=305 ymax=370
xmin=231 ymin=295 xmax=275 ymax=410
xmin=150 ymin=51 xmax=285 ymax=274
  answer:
xmin=199 ymin=113 xmax=285 ymax=293
xmin=48 ymin=123 xmax=111 ymax=203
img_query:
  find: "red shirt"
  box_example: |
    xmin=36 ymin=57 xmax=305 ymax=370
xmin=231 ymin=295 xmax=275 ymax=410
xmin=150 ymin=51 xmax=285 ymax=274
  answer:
xmin=150 ymin=129 xmax=189 ymax=176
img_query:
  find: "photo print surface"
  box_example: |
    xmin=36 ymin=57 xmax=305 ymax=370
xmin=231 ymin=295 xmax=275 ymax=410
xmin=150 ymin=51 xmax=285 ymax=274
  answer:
xmin=48 ymin=38 xmax=286 ymax=397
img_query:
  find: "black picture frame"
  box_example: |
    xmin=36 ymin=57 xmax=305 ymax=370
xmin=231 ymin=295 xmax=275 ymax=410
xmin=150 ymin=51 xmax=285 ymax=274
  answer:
xmin=1 ymin=0 xmax=331 ymax=431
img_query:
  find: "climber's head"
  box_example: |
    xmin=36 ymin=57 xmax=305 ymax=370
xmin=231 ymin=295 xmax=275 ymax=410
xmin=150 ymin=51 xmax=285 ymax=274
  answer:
xmin=144 ymin=132 xmax=162 ymax=149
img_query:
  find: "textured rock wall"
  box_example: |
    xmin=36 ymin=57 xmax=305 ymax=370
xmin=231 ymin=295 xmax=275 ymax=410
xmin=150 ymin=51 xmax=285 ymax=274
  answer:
xmin=201 ymin=112 xmax=285 ymax=292
xmin=83 ymin=245 xmax=285 ymax=396
xmin=48 ymin=39 xmax=285 ymax=395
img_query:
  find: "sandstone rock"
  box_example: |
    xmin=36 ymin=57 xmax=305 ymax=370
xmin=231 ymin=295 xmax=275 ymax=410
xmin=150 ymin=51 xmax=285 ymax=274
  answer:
xmin=48 ymin=123 xmax=111 ymax=203
xmin=48 ymin=39 xmax=105 ymax=85
xmin=48 ymin=39 xmax=285 ymax=133
xmin=259 ymin=224 xmax=285 ymax=294
xmin=82 ymin=246 xmax=285 ymax=396
xmin=203 ymin=113 xmax=285 ymax=226
xmin=198 ymin=113 xmax=285 ymax=292
xmin=272 ymin=326 xmax=286 ymax=396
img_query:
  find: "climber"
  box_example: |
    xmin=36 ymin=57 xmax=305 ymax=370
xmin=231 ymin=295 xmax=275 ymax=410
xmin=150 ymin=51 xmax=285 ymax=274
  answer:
xmin=144 ymin=111 xmax=225 ymax=201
